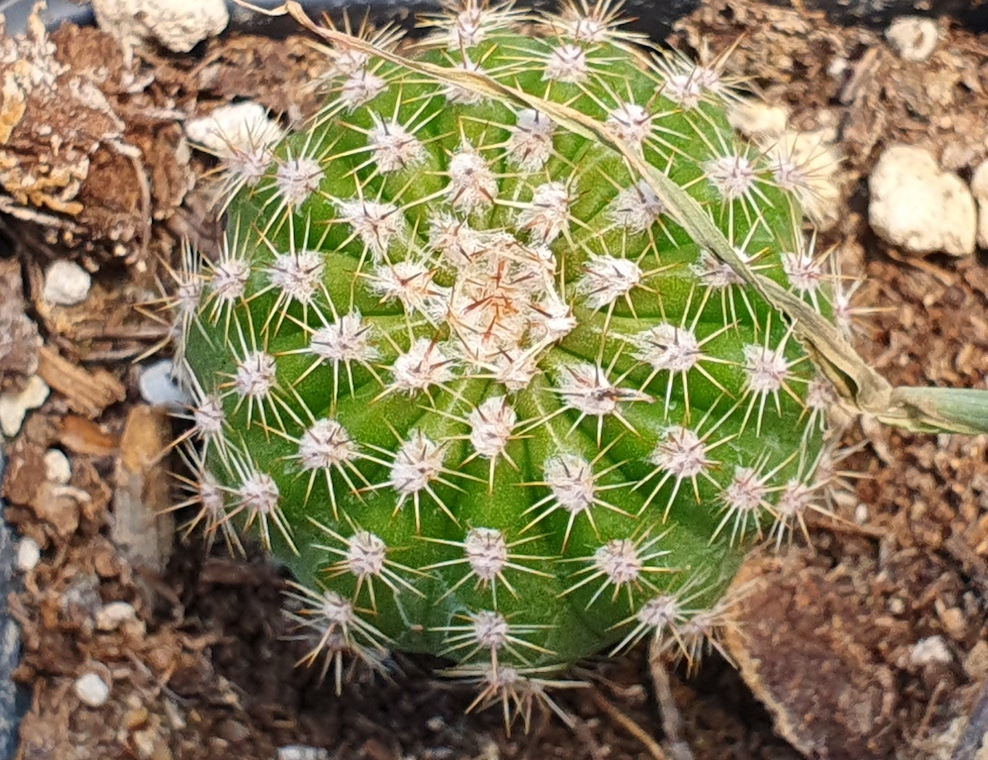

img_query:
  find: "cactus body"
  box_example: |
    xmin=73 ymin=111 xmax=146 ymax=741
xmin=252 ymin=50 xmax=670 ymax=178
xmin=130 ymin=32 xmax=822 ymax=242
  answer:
xmin=177 ymin=0 xmax=835 ymax=711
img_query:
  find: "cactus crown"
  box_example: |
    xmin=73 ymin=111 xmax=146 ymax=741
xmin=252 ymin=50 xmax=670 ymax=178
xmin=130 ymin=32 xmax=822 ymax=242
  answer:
xmin=175 ymin=0 xmax=840 ymax=725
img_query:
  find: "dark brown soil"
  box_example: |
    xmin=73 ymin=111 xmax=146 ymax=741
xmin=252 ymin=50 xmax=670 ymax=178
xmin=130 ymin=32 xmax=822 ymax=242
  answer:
xmin=3 ymin=1 xmax=988 ymax=759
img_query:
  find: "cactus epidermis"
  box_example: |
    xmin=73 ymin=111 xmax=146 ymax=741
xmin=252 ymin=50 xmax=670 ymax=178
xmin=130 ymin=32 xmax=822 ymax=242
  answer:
xmin=176 ymin=0 xmax=839 ymax=712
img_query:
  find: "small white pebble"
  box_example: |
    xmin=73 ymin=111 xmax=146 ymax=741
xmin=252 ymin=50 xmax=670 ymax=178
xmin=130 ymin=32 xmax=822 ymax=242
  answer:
xmin=854 ymin=502 xmax=869 ymax=524
xmin=138 ymin=359 xmax=192 ymax=409
xmin=74 ymin=672 xmax=111 ymax=707
xmin=15 ymin=538 xmax=40 ymax=573
xmin=886 ymin=16 xmax=939 ymax=63
xmin=95 ymin=601 xmax=137 ymax=632
xmin=43 ymin=449 xmax=71 ymax=485
xmin=909 ymin=635 xmax=952 ymax=668
xmin=43 ymin=261 xmax=92 ymax=306
xmin=0 ymin=375 xmax=50 ymax=437
xmin=277 ymin=747 xmax=330 ymax=760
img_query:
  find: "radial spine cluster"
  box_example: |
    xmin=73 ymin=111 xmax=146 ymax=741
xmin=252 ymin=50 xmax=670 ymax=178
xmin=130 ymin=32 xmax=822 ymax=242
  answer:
xmin=174 ymin=0 xmax=845 ymax=726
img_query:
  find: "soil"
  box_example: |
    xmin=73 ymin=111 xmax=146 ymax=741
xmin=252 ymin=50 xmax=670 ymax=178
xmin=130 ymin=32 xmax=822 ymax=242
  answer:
xmin=3 ymin=1 xmax=988 ymax=759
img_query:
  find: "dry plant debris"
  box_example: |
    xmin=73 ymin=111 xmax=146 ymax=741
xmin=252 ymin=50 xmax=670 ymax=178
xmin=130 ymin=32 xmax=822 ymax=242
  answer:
xmin=0 ymin=0 xmax=987 ymax=758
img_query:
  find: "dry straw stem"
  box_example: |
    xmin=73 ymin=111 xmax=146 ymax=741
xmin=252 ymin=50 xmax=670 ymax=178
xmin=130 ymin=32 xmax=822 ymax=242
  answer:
xmin=247 ymin=0 xmax=988 ymax=437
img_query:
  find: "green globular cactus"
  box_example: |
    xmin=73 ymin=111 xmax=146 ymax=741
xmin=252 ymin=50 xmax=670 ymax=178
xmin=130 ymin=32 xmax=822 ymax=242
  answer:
xmin=174 ymin=0 xmax=843 ymax=723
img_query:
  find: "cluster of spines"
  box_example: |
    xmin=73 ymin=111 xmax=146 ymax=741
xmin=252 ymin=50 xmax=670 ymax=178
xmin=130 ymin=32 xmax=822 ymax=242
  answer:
xmin=169 ymin=0 xmax=862 ymax=730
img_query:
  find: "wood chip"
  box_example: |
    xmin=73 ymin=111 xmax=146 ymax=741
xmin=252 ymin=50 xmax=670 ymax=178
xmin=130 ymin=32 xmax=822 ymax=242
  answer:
xmin=37 ymin=345 xmax=126 ymax=418
xmin=111 ymin=404 xmax=174 ymax=573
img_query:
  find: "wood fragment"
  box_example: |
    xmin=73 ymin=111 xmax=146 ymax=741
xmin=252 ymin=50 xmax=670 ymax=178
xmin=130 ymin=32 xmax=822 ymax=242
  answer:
xmin=37 ymin=346 xmax=126 ymax=418
xmin=111 ymin=404 xmax=175 ymax=573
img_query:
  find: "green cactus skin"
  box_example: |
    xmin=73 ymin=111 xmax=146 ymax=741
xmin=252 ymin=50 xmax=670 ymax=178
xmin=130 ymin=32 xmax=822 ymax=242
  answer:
xmin=175 ymin=0 xmax=841 ymax=722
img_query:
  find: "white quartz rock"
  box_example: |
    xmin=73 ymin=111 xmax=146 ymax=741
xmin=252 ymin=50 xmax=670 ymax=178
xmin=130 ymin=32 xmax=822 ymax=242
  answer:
xmin=43 ymin=260 xmax=91 ymax=306
xmin=92 ymin=0 xmax=229 ymax=54
xmin=886 ymin=16 xmax=939 ymax=63
xmin=868 ymin=144 xmax=976 ymax=256
xmin=970 ymin=160 xmax=988 ymax=250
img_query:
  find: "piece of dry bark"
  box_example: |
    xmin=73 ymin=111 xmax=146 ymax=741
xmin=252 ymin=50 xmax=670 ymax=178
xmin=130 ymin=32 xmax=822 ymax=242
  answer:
xmin=111 ymin=404 xmax=174 ymax=573
xmin=0 ymin=258 xmax=40 ymax=391
xmin=724 ymin=552 xmax=898 ymax=759
xmin=36 ymin=345 xmax=126 ymax=418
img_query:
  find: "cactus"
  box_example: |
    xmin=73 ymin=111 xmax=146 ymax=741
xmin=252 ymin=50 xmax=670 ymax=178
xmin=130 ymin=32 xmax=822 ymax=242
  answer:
xmin=174 ymin=0 xmax=847 ymax=723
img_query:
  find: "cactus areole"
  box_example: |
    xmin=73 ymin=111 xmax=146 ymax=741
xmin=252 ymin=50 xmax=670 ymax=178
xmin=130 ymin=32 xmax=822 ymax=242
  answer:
xmin=177 ymin=0 xmax=839 ymax=715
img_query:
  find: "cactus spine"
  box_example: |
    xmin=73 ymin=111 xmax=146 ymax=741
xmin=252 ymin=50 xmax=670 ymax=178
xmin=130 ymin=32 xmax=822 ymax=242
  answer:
xmin=175 ymin=0 xmax=841 ymax=723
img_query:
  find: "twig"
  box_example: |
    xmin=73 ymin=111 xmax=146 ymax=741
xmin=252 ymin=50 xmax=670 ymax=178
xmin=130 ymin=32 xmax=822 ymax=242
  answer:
xmin=590 ymin=689 xmax=670 ymax=760
xmin=649 ymin=639 xmax=694 ymax=760
xmin=952 ymin=678 xmax=988 ymax=760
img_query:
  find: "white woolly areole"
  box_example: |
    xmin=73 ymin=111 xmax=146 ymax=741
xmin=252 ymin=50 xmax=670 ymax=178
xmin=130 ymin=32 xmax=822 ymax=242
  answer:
xmin=723 ymin=466 xmax=767 ymax=514
xmin=781 ymin=250 xmax=824 ymax=294
xmin=175 ymin=274 xmax=203 ymax=318
xmin=471 ymin=610 xmax=509 ymax=649
xmin=319 ymin=590 xmax=355 ymax=627
xmin=429 ymin=215 xmax=485 ymax=266
xmin=298 ymin=419 xmax=359 ymax=470
xmin=777 ymin=478 xmax=814 ymax=518
xmin=445 ymin=59 xmax=486 ymax=105
xmin=544 ymin=43 xmax=588 ymax=83
xmin=343 ymin=531 xmax=388 ymax=580
xmin=507 ymin=109 xmax=554 ymax=172
xmin=544 ymin=453 xmax=596 ymax=515
xmin=388 ymin=430 xmax=445 ymax=497
xmin=211 ymin=258 xmax=250 ymax=303
xmin=335 ymin=199 xmax=403 ymax=259
xmin=266 ymin=250 xmax=325 ymax=305
xmin=706 ymin=154 xmax=757 ymax=201
xmin=691 ymin=250 xmax=744 ymax=289
xmin=275 ymin=156 xmax=322 ymax=207
xmin=594 ymin=539 xmax=642 ymax=585
xmin=649 ymin=426 xmax=709 ymax=479
xmin=517 ymin=181 xmax=570 ymax=244
xmin=447 ymin=149 xmax=498 ymax=211
xmin=637 ymin=595 xmax=681 ymax=630
xmin=610 ymin=180 xmax=665 ymax=233
xmin=193 ymin=395 xmax=225 ymax=436
xmin=445 ymin=234 xmax=567 ymax=378
xmin=805 ymin=376 xmax=836 ymax=412
xmin=565 ymin=12 xmax=607 ymax=42
xmin=238 ymin=472 xmax=279 ymax=515
xmin=368 ymin=118 xmax=426 ymax=174
xmin=665 ymin=71 xmax=704 ymax=109
xmin=607 ymin=102 xmax=653 ymax=151
xmin=371 ymin=260 xmax=449 ymax=319
xmin=391 ymin=338 xmax=456 ymax=394
xmin=464 ymin=528 xmax=508 ymax=582
xmin=340 ymin=70 xmax=387 ymax=110
xmin=577 ymin=255 xmax=643 ymax=309
xmin=556 ymin=362 xmax=650 ymax=417
xmin=468 ymin=396 xmax=517 ymax=460
xmin=450 ymin=7 xmax=487 ymax=48
xmin=310 ymin=312 xmax=378 ymax=363
xmin=633 ymin=323 xmax=701 ymax=373
xmin=198 ymin=474 xmax=226 ymax=517
xmin=233 ymin=351 xmax=277 ymax=399
xmin=743 ymin=344 xmax=789 ymax=395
